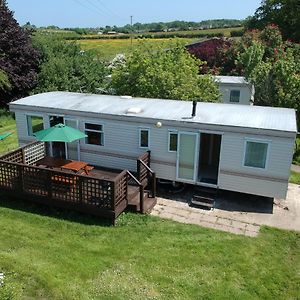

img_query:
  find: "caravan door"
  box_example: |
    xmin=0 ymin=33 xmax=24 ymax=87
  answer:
xmin=65 ymin=119 xmax=81 ymax=160
xmin=176 ymin=132 xmax=199 ymax=183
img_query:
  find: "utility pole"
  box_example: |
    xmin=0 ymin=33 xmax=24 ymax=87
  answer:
xmin=130 ymin=15 xmax=133 ymax=46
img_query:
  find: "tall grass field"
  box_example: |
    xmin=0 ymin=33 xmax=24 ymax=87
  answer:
xmin=78 ymin=38 xmax=196 ymax=61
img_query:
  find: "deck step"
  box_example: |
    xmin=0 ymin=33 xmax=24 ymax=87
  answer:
xmin=127 ymin=191 xmax=157 ymax=214
xmin=190 ymin=191 xmax=216 ymax=210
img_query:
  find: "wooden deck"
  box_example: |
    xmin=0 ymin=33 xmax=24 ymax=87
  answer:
xmin=0 ymin=142 xmax=157 ymax=223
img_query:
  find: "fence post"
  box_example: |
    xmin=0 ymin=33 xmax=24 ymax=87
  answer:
xmin=139 ymin=185 xmax=144 ymax=213
xmin=78 ymin=176 xmax=83 ymax=204
xmin=112 ymin=181 xmax=116 ymax=212
xmin=147 ymin=150 xmax=151 ymax=167
xmin=21 ymin=149 xmax=26 ymax=164
xmin=18 ymin=165 xmax=23 ymax=193
xmin=137 ymin=159 xmax=141 ymax=182
xmin=47 ymin=170 xmax=52 ymax=200
xmin=152 ymin=173 xmax=156 ymax=198
xmin=125 ymin=171 xmax=128 ymax=204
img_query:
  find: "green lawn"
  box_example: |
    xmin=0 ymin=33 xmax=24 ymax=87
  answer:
xmin=293 ymin=137 xmax=300 ymax=165
xmin=290 ymin=170 xmax=300 ymax=185
xmin=0 ymin=198 xmax=299 ymax=299
xmin=0 ymin=110 xmax=18 ymax=156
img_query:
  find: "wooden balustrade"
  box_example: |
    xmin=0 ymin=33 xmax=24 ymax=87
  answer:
xmin=0 ymin=144 xmax=156 ymax=222
xmin=137 ymin=151 xmax=156 ymax=198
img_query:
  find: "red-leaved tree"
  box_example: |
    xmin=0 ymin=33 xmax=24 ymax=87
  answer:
xmin=186 ymin=38 xmax=233 ymax=74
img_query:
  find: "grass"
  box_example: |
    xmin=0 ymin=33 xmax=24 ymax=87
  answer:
xmin=78 ymin=38 xmax=196 ymax=61
xmin=0 ymin=110 xmax=18 ymax=156
xmin=0 ymin=198 xmax=299 ymax=299
xmin=289 ymin=171 xmax=300 ymax=185
xmin=293 ymin=137 xmax=300 ymax=165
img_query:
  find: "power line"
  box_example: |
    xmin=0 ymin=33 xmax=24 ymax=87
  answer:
xmin=70 ymin=0 xmax=104 ymax=17
xmin=93 ymin=0 xmax=128 ymax=22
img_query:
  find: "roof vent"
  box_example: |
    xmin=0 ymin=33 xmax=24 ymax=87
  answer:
xmin=120 ymin=95 xmax=133 ymax=99
xmin=126 ymin=107 xmax=143 ymax=114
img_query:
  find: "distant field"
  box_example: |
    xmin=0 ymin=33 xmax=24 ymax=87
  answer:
xmin=78 ymin=38 xmax=197 ymax=61
xmin=74 ymin=26 xmax=243 ymax=61
xmin=83 ymin=26 xmax=242 ymax=40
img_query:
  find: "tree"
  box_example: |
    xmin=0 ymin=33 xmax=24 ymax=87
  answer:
xmin=33 ymin=34 xmax=107 ymax=94
xmin=235 ymin=26 xmax=300 ymax=124
xmin=186 ymin=38 xmax=234 ymax=74
xmin=111 ymin=42 xmax=220 ymax=102
xmin=0 ymin=0 xmax=39 ymax=104
xmin=246 ymin=0 xmax=300 ymax=42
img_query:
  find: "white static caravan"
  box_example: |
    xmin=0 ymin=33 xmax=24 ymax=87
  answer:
xmin=9 ymin=92 xmax=297 ymax=199
xmin=214 ymin=76 xmax=255 ymax=105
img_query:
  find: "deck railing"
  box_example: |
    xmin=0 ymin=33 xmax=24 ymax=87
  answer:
xmin=126 ymin=170 xmax=144 ymax=213
xmin=0 ymin=144 xmax=156 ymax=222
xmin=0 ymin=143 xmax=127 ymax=222
xmin=137 ymin=151 xmax=156 ymax=198
xmin=0 ymin=160 xmax=117 ymax=209
xmin=0 ymin=141 xmax=45 ymax=164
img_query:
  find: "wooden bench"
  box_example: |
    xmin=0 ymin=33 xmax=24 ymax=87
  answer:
xmin=51 ymin=175 xmax=77 ymax=186
xmin=82 ymin=165 xmax=94 ymax=175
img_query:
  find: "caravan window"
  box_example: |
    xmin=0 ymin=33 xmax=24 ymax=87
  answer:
xmin=230 ymin=90 xmax=240 ymax=103
xmin=139 ymin=128 xmax=149 ymax=148
xmin=168 ymin=131 xmax=178 ymax=152
xmin=244 ymin=140 xmax=269 ymax=169
xmin=85 ymin=123 xmax=104 ymax=146
xmin=27 ymin=115 xmax=44 ymax=136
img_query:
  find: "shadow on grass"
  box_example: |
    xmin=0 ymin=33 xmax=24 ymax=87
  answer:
xmin=0 ymin=192 xmax=112 ymax=227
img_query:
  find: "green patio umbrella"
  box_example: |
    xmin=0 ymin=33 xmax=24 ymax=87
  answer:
xmin=33 ymin=123 xmax=87 ymax=143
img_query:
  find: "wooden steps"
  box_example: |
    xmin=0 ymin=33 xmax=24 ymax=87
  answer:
xmin=127 ymin=189 xmax=157 ymax=214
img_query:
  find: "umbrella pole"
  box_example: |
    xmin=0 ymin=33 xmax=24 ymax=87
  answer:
xmin=77 ymin=140 xmax=81 ymax=161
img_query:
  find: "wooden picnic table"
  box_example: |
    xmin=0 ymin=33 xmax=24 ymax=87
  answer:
xmin=36 ymin=156 xmax=93 ymax=175
xmin=61 ymin=160 xmax=88 ymax=173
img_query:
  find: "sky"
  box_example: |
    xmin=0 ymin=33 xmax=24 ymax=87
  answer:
xmin=7 ymin=0 xmax=262 ymax=28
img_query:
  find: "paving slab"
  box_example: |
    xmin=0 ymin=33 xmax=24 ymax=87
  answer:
xmin=151 ymin=183 xmax=300 ymax=236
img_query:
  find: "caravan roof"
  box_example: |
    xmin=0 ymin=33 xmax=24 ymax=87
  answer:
xmin=10 ymin=92 xmax=297 ymax=133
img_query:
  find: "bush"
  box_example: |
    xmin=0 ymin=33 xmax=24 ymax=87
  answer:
xmin=230 ymin=29 xmax=244 ymax=37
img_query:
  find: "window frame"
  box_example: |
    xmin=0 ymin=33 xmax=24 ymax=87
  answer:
xmin=243 ymin=138 xmax=271 ymax=170
xmin=168 ymin=130 xmax=178 ymax=152
xmin=84 ymin=122 xmax=105 ymax=146
xmin=26 ymin=114 xmax=44 ymax=137
xmin=139 ymin=128 xmax=150 ymax=149
xmin=230 ymin=90 xmax=241 ymax=103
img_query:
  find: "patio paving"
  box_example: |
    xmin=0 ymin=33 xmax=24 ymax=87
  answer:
xmin=151 ymin=183 xmax=300 ymax=237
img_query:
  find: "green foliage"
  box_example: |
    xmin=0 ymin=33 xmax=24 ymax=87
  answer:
xmin=234 ymin=26 xmax=300 ymax=120
xmin=111 ymin=42 xmax=220 ymax=102
xmin=246 ymin=0 xmax=300 ymax=42
xmin=32 ymin=34 xmax=107 ymax=94
xmin=293 ymin=138 xmax=300 ymax=165
xmin=0 ymin=200 xmax=299 ymax=299
xmin=0 ymin=70 xmax=11 ymax=91
xmin=0 ymin=109 xmax=18 ymax=155
xmin=237 ymin=40 xmax=265 ymax=77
